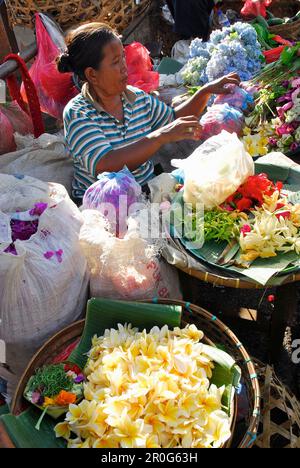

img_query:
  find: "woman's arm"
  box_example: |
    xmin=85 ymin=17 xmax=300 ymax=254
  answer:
xmin=96 ymin=116 xmax=202 ymax=174
xmin=175 ymin=72 xmax=241 ymax=119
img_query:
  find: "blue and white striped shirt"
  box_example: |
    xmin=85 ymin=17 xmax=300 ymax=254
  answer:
xmin=63 ymin=84 xmax=175 ymax=198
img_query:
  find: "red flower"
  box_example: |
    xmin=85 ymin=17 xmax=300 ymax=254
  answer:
xmin=64 ymin=363 xmax=81 ymax=375
xmin=236 ymin=197 xmax=253 ymax=212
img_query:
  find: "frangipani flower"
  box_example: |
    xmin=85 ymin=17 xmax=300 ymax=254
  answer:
xmin=56 ymin=324 xmax=231 ymax=448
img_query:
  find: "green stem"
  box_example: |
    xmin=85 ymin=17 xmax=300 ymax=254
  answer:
xmin=35 ymin=406 xmax=48 ymax=431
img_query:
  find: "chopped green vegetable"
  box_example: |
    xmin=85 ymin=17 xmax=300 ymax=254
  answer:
xmin=27 ymin=364 xmax=73 ymax=397
xmin=203 ymin=210 xmax=239 ymax=243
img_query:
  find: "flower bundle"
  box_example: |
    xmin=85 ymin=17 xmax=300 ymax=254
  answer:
xmin=268 ymin=77 xmax=300 ymax=153
xmin=55 ymin=324 xmax=239 ymax=448
xmin=181 ymin=22 xmax=262 ymax=87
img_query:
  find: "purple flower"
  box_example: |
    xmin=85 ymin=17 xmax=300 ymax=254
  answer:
xmin=37 ymin=395 xmax=45 ymax=406
xmin=74 ymin=374 xmax=85 ymax=384
xmin=44 ymin=251 xmax=54 ymax=260
xmin=282 ymin=80 xmax=290 ymax=88
xmin=269 ymin=137 xmax=278 ymax=147
xmin=56 ymin=249 xmax=63 ymax=263
xmin=29 ymin=203 xmax=48 ymax=217
xmin=290 ymin=142 xmax=299 ymax=152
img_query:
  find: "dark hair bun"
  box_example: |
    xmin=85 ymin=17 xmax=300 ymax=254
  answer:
xmin=57 ymin=52 xmax=73 ymax=74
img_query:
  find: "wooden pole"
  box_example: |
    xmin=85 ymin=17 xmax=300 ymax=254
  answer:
xmin=0 ymin=3 xmax=19 ymax=61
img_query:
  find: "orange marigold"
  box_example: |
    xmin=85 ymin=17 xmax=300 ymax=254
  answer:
xmin=55 ymin=390 xmax=76 ymax=406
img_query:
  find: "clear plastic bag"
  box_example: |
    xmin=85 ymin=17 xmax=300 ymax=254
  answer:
xmin=79 ymin=210 xmax=182 ymax=301
xmin=200 ymin=103 xmax=244 ymax=140
xmin=82 ymin=167 xmax=142 ymax=238
xmin=213 ymin=85 xmax=254 ymax=112
xmin=175 ymin=131 xmax=255 ymax=209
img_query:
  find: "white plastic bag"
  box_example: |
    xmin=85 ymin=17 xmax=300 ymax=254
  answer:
xmin=79 ymin=210 xmax=182 ymax=301
xmin=0 ymin=175 xmax=88 ymax=398
xmin=172 ymin=131 xmax=254 ymax=209
xmin=0 ymin=132 xmax=74 ymax=194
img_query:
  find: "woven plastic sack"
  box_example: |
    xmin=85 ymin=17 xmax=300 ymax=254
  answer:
xmin=21 ymin=14 xmax=77 ymax=120
xmin=214 ymin=85 xmax=254 ymax=112
xmin=0 ymin=133 xmax=74 ymax=195
xmin=82 ymin=167 xmax=142 ymax=238
xmin=200 ymin=103 xmax=244 ymax=140
xmin=173 ymin=131 xmax=254 ymax=209
xmin=0 ymin=109 xmax=14 ymax=155
xmin=0 ymin=175 xmax=88 ymax=398
xmin=241 ymin=0 xmax=272 ymax=18
xmin=79 ymin=210 xmax=182 ymax=301
xmin=125 ymin=42 xmax=159 ymax=94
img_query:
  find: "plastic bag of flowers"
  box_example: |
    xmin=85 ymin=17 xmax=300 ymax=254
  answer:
xmin=82 ymin=167 xmax=142 ymax=239
xmin=213 ymin=84 xmax=254 ymax=112
xmin=0 ymin=174 xmax=89 ymax=399
xmin=54 ymin=323 xmax=241 ymax=448
xmin=200 ymin=104 xmax=244 ymax=141
xmin=177 ymin=131 xmax=254 ymax=209
xmin=79 ymin=210 xmax=182 ymax=301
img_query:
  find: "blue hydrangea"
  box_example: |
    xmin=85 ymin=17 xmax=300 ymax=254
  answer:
xmin=182 ymin=22 xmax=262 ymax=86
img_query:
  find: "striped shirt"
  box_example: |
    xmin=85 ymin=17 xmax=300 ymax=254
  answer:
xmin=63 ymin=84 xmax=175 ymax=198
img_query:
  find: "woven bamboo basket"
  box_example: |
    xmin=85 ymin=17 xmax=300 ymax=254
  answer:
xmin=269 ymin=19 xmax=300 ymax=41
xmin=5 ymin=0 xmax=151 ymax=32
xmin=253 ymin=360 xmax=300 ymax=449
xmin=176 ymin=263 xmax=300 ymax=290
xmin=9 ymin=299 xmax=260 ymax=449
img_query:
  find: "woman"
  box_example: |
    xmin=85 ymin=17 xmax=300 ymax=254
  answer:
xmin=57 ymin=23 xmax=240 ymax=200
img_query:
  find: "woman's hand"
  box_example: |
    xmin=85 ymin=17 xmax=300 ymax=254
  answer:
xmin=156 ymin=116 xmax=202 ymax=144
xmin=205 ymin=73 xmax=241 ymax=95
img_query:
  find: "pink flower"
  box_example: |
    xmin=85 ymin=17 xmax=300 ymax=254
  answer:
xmin=240 ymin=224 xmax=252 ymax=237
xmin=31 ymin=392 xmax=41 ymax=404
xmin=276 ymin=123 xmax=295 ymax=136
xmin=276 ymin=102 xmax=293 ymax=120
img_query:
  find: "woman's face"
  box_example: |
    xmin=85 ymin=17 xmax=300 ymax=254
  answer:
xmin=87 ymin=39 xmax=128 ymax=96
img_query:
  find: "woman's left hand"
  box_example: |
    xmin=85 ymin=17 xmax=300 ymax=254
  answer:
xmin=205 ymin=73 xmax=241 ymax=95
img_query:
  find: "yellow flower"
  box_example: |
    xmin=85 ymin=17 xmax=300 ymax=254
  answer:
xmin=54 ymin=421 xmax=71 ymax=440
xmin=43 ymin=397 xmax=55 ymax=407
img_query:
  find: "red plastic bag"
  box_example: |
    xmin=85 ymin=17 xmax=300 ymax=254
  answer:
xmin=21 ymin=14 xmax=78 ymax=119
xmin=1 ymin=101 xmax=34 ymax=136
xmin=0 ymin=110 xmax=14 ymax=155
xmin=125 ymin=42 xmax=159 ymax=94
xmin=241 ymin=0 xmax=272 ymax=18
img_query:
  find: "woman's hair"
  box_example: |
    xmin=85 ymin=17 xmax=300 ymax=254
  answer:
xmin=57 ymin=22 xmax=120 ymax=81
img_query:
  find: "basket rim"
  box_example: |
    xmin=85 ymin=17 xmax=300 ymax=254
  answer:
xmin=10 ymin=299 xmax=260 ymax=449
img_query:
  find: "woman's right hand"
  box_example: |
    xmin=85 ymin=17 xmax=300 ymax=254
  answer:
xmin=157 ymin=116 xmax=202 ymax=144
